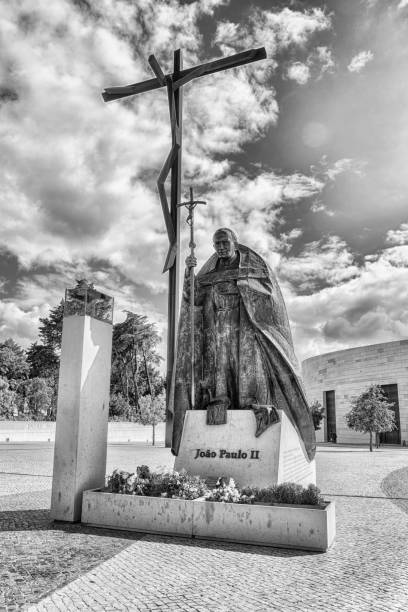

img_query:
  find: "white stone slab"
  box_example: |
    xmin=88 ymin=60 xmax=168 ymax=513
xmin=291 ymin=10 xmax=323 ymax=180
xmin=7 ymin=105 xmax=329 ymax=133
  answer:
xmin=192 ymin=499 xmax=335 ymax=551
xmin=51 ymin=315 xmax=112 ymax=522
xmin=82 ymin=490 xmax=193 ymax=536
xmin=81 ymin=490 xmax=335 ymax=552
xmin=174 ymin=410 xmax=315 ymax=488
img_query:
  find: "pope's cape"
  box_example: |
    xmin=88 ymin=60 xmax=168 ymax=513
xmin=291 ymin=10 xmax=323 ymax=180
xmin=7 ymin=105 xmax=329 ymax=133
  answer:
xmin=170 ymin=244 xmax=316 ymax=461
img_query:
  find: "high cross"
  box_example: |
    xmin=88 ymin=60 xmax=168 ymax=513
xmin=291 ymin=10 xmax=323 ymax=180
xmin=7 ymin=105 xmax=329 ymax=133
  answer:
xmin=102 ymin=46 xmax=267 ymax=444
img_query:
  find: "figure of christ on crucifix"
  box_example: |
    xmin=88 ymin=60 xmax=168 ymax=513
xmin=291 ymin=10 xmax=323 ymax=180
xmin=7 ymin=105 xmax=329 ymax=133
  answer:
xmin=102 ymin=46 xmax=267 ymax=445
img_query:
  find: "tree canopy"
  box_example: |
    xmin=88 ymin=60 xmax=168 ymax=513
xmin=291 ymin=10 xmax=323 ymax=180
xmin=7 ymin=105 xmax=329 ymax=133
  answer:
xmin=38 ymin=302 xmax=64 ymax=350
xmin=0 ymin=298 xmax=165 ymax=422
xmin=138 ymin=392 xmax=166 ymax=445
xmin=0 ymin=338 xmax=29 ymax=380
xmin=345 ymin=384 xmax=396 ymax=451
xmin=26 ymin=342 xmax=59 ymax=379
xmin=110 ymin=311 xmax=164 ymax=418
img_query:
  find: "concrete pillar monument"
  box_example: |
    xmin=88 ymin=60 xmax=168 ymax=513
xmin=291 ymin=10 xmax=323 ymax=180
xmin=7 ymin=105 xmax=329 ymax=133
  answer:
xmin=51 ymin=280 xmax=113 ymax=522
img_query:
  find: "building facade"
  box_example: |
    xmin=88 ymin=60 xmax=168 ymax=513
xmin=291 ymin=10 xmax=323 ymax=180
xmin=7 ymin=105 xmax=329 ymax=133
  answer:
xmin=302 ymin=340 xmax=408 ymax=445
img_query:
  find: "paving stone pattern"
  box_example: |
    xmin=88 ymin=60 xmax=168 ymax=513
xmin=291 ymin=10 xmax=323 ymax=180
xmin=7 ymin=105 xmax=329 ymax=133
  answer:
xmin=1 ymin=443 xmax=408 ymax=611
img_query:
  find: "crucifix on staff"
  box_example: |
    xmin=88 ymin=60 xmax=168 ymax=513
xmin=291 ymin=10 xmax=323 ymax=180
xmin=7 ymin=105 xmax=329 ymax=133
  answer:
xmin=102 ymin=45 xmax=267 ymax=445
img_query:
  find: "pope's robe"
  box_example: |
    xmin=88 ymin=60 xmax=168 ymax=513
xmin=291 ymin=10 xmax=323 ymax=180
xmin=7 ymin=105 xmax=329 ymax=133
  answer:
xmin=170 ymin=243 xmax=316 ymax=461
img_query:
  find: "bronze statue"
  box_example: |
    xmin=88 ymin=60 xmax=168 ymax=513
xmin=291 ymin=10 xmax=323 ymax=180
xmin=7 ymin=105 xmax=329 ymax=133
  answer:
xmin=171 ymin=228 xmax=316 ymax=461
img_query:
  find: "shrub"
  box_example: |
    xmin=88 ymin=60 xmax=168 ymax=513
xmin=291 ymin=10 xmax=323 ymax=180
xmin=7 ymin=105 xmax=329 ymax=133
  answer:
xmin=107 ymin=469 xmax=132 ymax=493
xmin=301 ymin=484 xmax=325 ymax=506
xmin=237 ymin=482 xmax=325 ymax=507
xmin=106 ymin=467 xmax=208 ymax=500
xmin=273 ymin=482 xmax=305 ymax=504
xmin=105 ymin=467 xmax=326 ymax=506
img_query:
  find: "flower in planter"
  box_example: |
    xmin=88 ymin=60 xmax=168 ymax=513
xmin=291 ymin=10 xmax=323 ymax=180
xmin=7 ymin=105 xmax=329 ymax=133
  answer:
xmin=105 ymin=467 xmax=326 ymax=507
xmin=205 ymin=477 xmax=241 ymax=503
xmin=107 ymin=469 xmax=132 ymax=493
xmin=136 ymin=465 xmax=151 ymax=479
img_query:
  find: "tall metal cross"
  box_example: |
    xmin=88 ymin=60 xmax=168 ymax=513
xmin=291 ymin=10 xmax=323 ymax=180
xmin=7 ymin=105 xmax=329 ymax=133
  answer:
xmin=102 ymin=46 xmax=266 ymax=445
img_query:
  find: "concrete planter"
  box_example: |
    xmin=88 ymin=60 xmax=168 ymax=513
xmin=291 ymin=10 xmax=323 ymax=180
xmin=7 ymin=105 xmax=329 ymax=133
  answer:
xmin=82 ymin=490 xmax=335 ymax=551
xmin=82 ymin=490 xmax=193 ymax=536
xmin=192 ymin=499 xmax=335 ymax=551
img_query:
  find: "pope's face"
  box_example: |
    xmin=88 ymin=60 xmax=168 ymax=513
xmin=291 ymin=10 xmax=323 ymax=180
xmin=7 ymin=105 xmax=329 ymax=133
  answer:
xmin=213 ymin=232 xmax=236 ymax=259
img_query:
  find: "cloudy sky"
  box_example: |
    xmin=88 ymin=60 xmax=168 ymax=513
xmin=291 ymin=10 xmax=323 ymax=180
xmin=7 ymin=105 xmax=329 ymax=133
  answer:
xmin=1 ymin=0 xmax=408 ymax=363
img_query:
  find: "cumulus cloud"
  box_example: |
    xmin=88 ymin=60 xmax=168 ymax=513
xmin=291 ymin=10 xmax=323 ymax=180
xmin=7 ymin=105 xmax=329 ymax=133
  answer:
xmin=0 ymin=0 xmax=334 ymax=347
xmin=325 ymin=158 xmax=367 ymax=180
xmin=286 ymin=62 xmax=311 ymax=85
xmin=187 ymin=170 xmax=324 ymax=270
xmin=313 ymin=46 xmax=335 ymax=77
xmin=310 ymin=156 xmax=367 ymax=182
xmin=284 ymin=243 xmax=408 ymax=362
xmin=278 ymin=228 xmax=303 ymax=253
xmin=213 ymin=6 xmax=331 ymax=75
xmin=285 ymin=46 xmax=335 ymax=84
xmin=279 ymin=235 xmax=359 ymax=293
xmin=347 ymin=50 xmax=374 ymax=73
xmin=386 ymin=223 xmax=408 ymax=245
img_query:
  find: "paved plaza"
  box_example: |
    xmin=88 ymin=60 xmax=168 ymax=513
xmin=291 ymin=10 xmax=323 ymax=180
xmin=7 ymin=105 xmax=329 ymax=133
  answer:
xmin=1 ymin=442 xmax=408 ymax=611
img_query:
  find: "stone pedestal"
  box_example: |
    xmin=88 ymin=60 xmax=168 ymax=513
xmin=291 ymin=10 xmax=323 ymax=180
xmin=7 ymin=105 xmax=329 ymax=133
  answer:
xmin=51 ymin=311 xmax=113 ymax=522
xmin=174 ymin=410 xmax=315 ymax=488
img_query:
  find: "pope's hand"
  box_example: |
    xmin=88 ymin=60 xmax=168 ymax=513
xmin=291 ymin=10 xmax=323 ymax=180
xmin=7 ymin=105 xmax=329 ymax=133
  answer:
xmin=185 ymin=255 xmax=197 ymax=268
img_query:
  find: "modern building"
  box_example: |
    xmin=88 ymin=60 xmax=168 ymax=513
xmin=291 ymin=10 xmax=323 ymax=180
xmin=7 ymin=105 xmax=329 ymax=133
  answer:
xmin=302 ymin=340 xmax=408 ymax=446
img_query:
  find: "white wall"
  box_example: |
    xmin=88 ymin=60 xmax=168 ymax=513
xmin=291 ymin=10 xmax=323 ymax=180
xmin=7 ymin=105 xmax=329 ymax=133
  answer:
xmin=0 ymin=421 xmax=165 ymax=443
xmin=302 ymin=339 xmax=408 ymax=445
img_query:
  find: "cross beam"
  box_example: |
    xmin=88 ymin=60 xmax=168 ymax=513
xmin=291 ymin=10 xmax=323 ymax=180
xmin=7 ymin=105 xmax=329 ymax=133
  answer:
xmin=102 ymin=48 xmax=266 ymax=101
xmin=102 ymin=46 xmax=267 ymax=446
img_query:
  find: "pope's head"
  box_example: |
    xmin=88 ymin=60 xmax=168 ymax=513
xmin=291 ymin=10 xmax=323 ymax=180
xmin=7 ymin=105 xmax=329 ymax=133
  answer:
xmin=213 ymin=228 xmax=238 ymax=259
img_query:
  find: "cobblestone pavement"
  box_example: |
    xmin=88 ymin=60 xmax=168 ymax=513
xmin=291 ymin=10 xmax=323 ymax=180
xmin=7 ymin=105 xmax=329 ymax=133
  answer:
xmin=1 ymin=443 xmax=408 ymax=611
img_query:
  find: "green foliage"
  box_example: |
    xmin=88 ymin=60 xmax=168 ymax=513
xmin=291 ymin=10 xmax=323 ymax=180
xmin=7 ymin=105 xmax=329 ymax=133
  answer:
xmin=38 ymin=302 xmax=64 ymax=350
xmin=109 ymin=393 xmax=131 ymax=420
xmin=0 ymin=339 xmax=29 ymax=381
xmin=240 ymin=483 xmax=325 ymax=506
xmin=310 ymin=400 xmax=325 ymax=431
xmin=205 ymin=477 xmax=241 ymax=503
xmin=345 ymin=384 xmax=396 ymax=450
xmin=136 ymin=392 xmax=165 ymax=444
xmin=137 ymin=392 xmax=166 ymax=426
xmin=106 ymin=467 xmax=208 ymax=500
xmin=1 ymin=298 xmax=166 ymax=422
xmin=110 ymin=312 xmax=164 ymax=414
xmin=106 ymin=467 xmax=326 ymax=507
xmin=301 ymin=484 xmax=324 ymax=506
xmin=17 ymin=377 xmax=54 ymax=421
xmin=0 ymin=377 xmax=19 ymax=419
xmin=26 ymin=342 xmax=59 ymax=379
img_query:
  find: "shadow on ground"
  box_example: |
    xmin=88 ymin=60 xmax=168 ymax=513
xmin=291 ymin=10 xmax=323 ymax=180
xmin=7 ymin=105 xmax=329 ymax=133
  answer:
xmin=0 ymin=505 xmax=322 ymax=609
xmin=381 ymin=466 xmax=408 ymax=515
xmin=0 ymin=507 xmax=143 ymax=610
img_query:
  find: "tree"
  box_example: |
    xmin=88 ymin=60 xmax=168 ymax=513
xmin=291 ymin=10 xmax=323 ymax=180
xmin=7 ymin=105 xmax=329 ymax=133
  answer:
xmin=137 ymin=392 xmax=165 ymax=446
xmin=0 ymin=339 xmax=29 ymax=381
xmin=26 ymin=342 xmax=59 ymax=379
xmin=38 ymin=302 xmax=64 ymax=350
xmin=0 ymin=377 xmax=18 ymax=419
xmin=17 ymin=377 xmax=54 ymax=420
xmin=111 ymin=312 xmax=163 ymax=416
xmin=310 ymin=400 xmax=325 ymax=431
xmin=109 ymin=393 xmax=131 ymax=420
xmin=345 ymin=384 xmax=396 ymax=452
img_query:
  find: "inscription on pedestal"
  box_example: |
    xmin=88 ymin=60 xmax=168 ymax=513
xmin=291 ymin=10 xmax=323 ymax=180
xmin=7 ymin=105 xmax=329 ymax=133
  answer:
xmin=194 ymin=448 xmax=260 ymax=460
